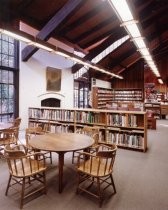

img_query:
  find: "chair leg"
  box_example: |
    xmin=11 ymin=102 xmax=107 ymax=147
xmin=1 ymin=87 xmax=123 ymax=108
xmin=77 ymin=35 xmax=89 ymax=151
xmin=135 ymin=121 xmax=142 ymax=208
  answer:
xmin=76 ymin=172 xmax=81 ymax=194
xmin=72 ymin=152 xmax=75 ymax=164
xmin=43 ymin=171 xmax=47 ymax=194
xmin=20 ymin=177 xmax=25 ymax=209
xmin=50 ymin=152 xmax=52 ymax=164
xmin=110 ymin=174 xmax=116 ymax=194
xmin=5 ymin=174 xmax=12 ymax=196
xmin=97 ymin=177 xmax=103 ymax=207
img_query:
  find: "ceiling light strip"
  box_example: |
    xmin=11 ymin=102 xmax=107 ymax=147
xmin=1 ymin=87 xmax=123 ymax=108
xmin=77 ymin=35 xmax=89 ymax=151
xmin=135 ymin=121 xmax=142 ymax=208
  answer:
xmin=0 ymin=27 xmax=123 ymax=79
xmin=108 ymin=0 xmax=162 ymax=83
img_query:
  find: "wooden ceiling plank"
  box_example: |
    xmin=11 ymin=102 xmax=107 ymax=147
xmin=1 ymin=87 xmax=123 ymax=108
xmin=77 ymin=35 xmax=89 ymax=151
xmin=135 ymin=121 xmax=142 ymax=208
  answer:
xmin=73 ymin=16 xmax=116 ymax=43
xmin=22 ymin=0 xmax=83 ymax=61
xmin=141 ymin=9 xmax=168 ymax=28
xmin=107 ymin=48 xmax=136 ymax=70
xmin=72 ymin=28 xmax=126 ymax=73
xmin=82 ymin=26 xmax=125 ymax=50
xmin=58 ymin=2 xmax=106 ymax=36
xmin=147 ymin=24 xmax=168 ymax=42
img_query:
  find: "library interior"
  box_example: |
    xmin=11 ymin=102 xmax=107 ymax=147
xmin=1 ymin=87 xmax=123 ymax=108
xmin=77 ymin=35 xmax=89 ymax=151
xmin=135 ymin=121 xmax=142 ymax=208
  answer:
xmin=0 ymin=0 xmax=168 ymax=209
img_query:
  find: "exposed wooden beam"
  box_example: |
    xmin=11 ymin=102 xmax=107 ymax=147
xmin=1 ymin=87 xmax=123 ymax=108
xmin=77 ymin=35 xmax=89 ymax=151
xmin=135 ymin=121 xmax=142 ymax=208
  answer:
xmin=58 ymin=1 xmax=106 ymax=36
xmin=72 ymin=15 xmax=116 ymax=43
xmin=107 ymin=48 xmax=136 ymax=70
xmin=139 ymin=1 xmax=168 ymax=23
xmin=147 ymin=24 xmax=168 ymax=42
xmin=82 ymin=25 xmax=125 ymax=50
xmin=22 ymin=0 xmax=83 ymax=61
xmin=141 ymin=10 xmax=168 ymax=28
xmin=72 ymin=28 xmax=126 ymax=73
xmin=17 ymin=0 xmax=33 ymax=11
xmin=153 ymin=40 xmax=168 ymax=58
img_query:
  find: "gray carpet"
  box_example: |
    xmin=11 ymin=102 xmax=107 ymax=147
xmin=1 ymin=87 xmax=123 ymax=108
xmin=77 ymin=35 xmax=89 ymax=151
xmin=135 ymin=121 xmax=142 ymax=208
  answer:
xmin=0 ymin=120 xmax=168 ymax=210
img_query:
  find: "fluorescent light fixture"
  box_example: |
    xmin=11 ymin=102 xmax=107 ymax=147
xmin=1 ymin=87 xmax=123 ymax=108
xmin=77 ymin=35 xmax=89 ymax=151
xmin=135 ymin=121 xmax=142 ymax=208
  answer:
xmin=158 ymin=78 xmax=163 ymax=84
xmin=143 ymin=55 xmax=153 ymax=61
xmin=120 ymin=20 xmax=138 ymax=26
xmin=126 ymin=24 xmax=141 ymax=38
xmin=0 ymin=27 xmax=123 ymax=79
xmin=108 ymin=0 xmax=162 ymax=82
xmin=131 ymin=37 xmax=146 ymax=49
xmin=54 ymin=51 xmax=71 ymax=58
xmin=146 ymin=60 xmax=155 ymax=65
xmin=109 ymin=0 xmax=133 ymax=21
xmin=31 ymin=42 xmax=54 ymax=52
xmin=137 ymin=48 xmax=150 ymax=56
xmin=1 ymin=29 xmax=32 ymax=43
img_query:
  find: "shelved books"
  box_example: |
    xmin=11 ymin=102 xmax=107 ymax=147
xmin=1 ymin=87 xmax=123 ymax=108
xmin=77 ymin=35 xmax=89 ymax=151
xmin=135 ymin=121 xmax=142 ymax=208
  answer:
xmin=92 ymin=87 xmax=144 ymax=109
xmin=28 ymin=107 xmax=147 ymax=152
xmin=106 ymin=130 xmax=144 ymax=149
xmin=107 ymin=114 xmax=137 ymax=127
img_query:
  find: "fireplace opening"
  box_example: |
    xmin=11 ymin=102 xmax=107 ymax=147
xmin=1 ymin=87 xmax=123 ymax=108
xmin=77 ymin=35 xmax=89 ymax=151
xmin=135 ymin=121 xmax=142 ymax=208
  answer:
xmin=41 ymin=98 xmax=60 ymax=107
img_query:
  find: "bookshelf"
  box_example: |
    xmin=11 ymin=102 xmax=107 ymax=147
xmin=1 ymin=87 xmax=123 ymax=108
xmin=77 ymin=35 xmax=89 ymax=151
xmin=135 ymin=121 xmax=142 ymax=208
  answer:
xmin=92 ymin=87 xmax=144 ymax=109
xmin=113 ymin=88 xmax=143 ymax=102
xmin=144 ymin=102 xmax=161 ymax=119
xmin=28 ymin=107 xmax=147 ymax=152
xmin=92 ymin=87 xmax=113 ymax=109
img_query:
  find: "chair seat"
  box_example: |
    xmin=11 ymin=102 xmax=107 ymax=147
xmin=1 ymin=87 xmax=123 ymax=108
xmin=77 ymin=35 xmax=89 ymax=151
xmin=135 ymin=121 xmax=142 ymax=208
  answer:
xmin=78 ymin=158 xmax=112 ymax=177
xmin=10 ymin=158 xmax=47 ymax=177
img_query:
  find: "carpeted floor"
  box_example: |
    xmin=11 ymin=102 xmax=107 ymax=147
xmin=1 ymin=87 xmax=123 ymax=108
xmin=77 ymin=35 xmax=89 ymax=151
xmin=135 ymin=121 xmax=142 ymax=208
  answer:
xmin=0 ymin=119 xmax=168 ymax=210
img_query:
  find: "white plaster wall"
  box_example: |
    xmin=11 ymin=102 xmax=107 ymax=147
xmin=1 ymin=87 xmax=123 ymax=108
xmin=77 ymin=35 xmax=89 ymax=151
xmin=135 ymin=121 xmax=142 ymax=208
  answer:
xmin=91 ymin=78 xmax=111 ymax=88
xmin=19 ymin=44 xmax=74 ymax=130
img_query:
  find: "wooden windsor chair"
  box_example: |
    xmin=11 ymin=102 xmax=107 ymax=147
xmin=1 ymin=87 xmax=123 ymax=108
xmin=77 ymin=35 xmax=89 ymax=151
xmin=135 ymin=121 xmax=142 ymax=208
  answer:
xmin=72 ymin=126 xmax=100 ymax=164
xmin=76 ymin=143 xmax=117 ymax=207
xmin=4 ymin=144 xmax=47 ymax=209
xmin=0 ymin=127 xmax=19 ymax=157
xmin=25 ymin=126 xmax=53 ymax=164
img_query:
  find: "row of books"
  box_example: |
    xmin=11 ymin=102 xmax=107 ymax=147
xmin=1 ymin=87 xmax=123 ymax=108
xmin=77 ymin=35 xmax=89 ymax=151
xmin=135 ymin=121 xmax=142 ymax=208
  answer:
xmin=76 ymin=112 xmax=104 ymax=124
xmin=107 ymin=114 xmax=137 ymax=127
xmin=106 ymin=131 xmax=144 ymax=148
xmin=29 ymin=111 xmax=142 ymax=129
xmin=29 ymin=109 xmax=75 ymax=121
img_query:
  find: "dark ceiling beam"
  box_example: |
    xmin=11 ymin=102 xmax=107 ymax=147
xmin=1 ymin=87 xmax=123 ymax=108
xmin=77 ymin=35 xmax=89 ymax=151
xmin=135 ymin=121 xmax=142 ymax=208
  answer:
xmin=147 ymin=24 xmax=168 ymax=42
xmin=17 ymin=0 xmax=33 ymax=11
xmin=153 ymin=40 xmax=168 ymax=57
xmin=21 ymin=0 xmax=83 ymax=61
xmin=138 ymin=1 xmax=157 ymax=20
xmin=82 ymin=26 xmax=125 ymax=50
xmin=0 ymin=0 xmax=10 ymax=22
xmin=139 ymin=1 xmax=168 ymax=23
xmin=134 ymin=0 xmax=153 ymax=8
xmin=72 ymin=15 xmax=116 ymax=43
xmin=109 ymin=55 xmax=141 ymax=77
xmin=141 ymin=10 xmax=168 ymax=28
xmin=58 ymin=1 xmax=106 ymax=36
xmin=71 ymin=28 xmax=126 ymax=73
xmin=106 ymin=48 xmax=137 ymax=70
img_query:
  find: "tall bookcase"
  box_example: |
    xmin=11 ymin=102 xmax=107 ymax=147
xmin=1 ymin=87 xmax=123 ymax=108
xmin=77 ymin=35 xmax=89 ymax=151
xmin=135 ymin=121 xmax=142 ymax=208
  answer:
xmin=92 ymin=87 xmax=113 ymax=109
xmin=28 ymin=107 xmax=147 ymax=152
xmin=144 ymin=102 xmax=161 ymax=119
xmin=113 ymin=88 xmax=143 ymax=102
xmin=92 ymin=87 xmax=144 ymax=109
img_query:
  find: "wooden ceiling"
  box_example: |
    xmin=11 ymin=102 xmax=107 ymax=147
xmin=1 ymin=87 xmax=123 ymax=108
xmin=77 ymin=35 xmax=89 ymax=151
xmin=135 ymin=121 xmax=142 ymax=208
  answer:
xmin=1 ymin=0 xmax=168 ymax=85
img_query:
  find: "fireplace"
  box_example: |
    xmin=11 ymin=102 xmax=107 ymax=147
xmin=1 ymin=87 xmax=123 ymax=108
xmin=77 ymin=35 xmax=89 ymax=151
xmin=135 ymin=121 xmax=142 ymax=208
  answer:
xmin=41 ymin=98 xmax=60 ymax=107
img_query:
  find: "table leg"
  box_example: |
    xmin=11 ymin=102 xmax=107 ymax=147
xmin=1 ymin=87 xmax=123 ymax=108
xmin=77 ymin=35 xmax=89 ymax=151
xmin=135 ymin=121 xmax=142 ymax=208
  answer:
xmin=58 ymin=152 xmax=64 ymax=193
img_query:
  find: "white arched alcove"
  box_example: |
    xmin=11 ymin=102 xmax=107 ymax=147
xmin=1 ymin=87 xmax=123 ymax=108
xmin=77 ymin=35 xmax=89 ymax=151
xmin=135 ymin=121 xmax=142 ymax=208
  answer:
xmin=38 ymin=92 xmax=65 ymax=107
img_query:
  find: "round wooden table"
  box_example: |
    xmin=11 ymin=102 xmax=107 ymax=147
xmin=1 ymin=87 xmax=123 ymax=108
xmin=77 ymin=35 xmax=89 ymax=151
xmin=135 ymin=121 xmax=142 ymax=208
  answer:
xmin=29 ymin=132 xmax=94 ymax=193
